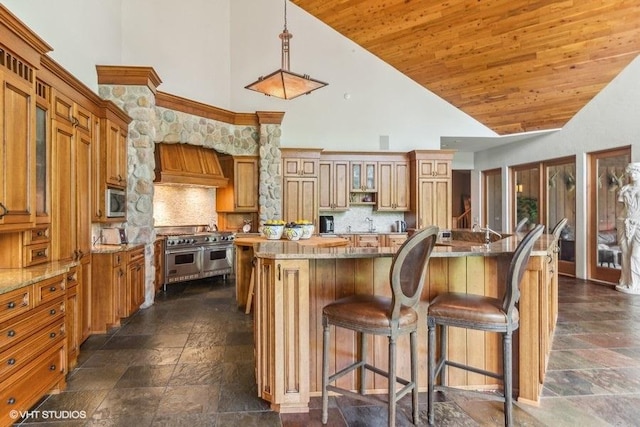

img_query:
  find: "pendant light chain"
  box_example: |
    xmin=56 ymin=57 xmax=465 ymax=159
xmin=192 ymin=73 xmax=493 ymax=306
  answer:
xmin=280 ymin=0 xmax=291 ymax=71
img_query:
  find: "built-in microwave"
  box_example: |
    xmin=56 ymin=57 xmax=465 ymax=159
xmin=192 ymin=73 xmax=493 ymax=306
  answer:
xmin=106 ymin=188 xmax=126 ymax=218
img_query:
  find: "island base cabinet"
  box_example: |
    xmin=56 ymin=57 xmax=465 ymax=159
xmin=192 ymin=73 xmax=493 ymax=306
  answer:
xmin=255 ymin=258 xmax=310 ymax=413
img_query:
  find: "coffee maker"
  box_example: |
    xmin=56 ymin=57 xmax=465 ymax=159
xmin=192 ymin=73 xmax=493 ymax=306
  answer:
xmin=319 ymin=215 xmax=334 ymax=233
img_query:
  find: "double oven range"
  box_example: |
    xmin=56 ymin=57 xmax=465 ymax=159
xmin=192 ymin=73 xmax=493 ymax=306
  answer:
xmin=157 ymin=226 xmax=235 ymax=289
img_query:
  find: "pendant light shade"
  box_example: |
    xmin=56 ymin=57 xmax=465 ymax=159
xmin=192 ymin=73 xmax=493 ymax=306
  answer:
xmin=245 ymin=1 xmax=328 ymax=100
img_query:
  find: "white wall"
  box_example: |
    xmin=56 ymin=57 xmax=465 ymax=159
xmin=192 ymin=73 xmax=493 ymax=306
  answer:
xmin=2 ymin=0 xmax=122 ymax=91
xmin=2 ymin=0 xmax=493 ymax=153
xmin=472 ymin=55 xmax=640 ymax=278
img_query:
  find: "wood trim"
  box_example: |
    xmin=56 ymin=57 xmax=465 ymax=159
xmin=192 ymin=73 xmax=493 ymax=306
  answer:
xmin=408 ymin=149 xmax=456 ymax=161
xmin=156 ymin=91 xmax=262 ymax=126
xmin=96 ymin=65 xmax=162 ymax=94
xmin=256 ymin=111 xmax=285 ymax=125
xmin=39 ymin=56 xmax=102 ymax=114
xmin=0 ymin=5 xmax=52 ymax=59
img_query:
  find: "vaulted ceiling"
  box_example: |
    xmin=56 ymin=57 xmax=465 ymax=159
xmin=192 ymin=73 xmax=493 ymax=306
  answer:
xmin=292 ymin=0 xmax=640 ymax=135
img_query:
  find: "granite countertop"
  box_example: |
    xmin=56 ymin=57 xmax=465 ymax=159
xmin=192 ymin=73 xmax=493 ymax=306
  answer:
xmin=254 ymin=233 xmax=555 ymax=260
xmin=92 ymin=243 xmax=145 ymax=254
xmin=0 ymin=260 xmax=79 ymax=294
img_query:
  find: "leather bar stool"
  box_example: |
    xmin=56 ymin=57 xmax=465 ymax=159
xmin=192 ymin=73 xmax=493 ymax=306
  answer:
xmin=427 ymin=224 xmax=545 ymax=427
xmin=321 ymin=226 xmax=439 ymax=427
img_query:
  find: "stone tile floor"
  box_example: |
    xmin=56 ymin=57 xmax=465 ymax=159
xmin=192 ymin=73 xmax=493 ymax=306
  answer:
xmin=15 ymin=275 xmax=640 ymax=426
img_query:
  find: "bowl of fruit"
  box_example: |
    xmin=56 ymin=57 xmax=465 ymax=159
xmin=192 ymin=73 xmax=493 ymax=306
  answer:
xmin=296 ymin=220 xmax=315 ymax=239
xmin=284 ymin=223 xmax=304 ymax=241
xmin=262 ymin=220 xmax=285 ymax=240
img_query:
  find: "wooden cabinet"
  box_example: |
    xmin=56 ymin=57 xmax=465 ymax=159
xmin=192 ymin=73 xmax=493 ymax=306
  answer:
xmin=408 ymin=150 xmax=454 ymax=230
xmin=350 ymin=161 xmax=377 ymax=192
xmin=254 ymin=258 xmax=309 ymax=412
xmin=281 ymin=149 xmax=321 ymax=225
xmin=50 ymin=90 xmax=93 ymax=263
xmin=217 ymin=155 xmax=259 ymax=212
xmin=377 ymin=158 xmax=410 ymax=211
xmin=355 ymin=234 xmax=383 ymax=247
xmin=91 ymin=250 xmax=125 ymax=332
xmin=319 ymin=159 xmax=349 ymax=211
xmin=102 ymin=116 xmax=128 ymax=188
xmin=93 ymin=102 xmax=131 ymax=222
xmin=92 ymin=246 xmax=145 ymax=333
xmin=126 ymin=246 xmax=146 ymax=314
xmin=0 ymin=68 xmax=36 ymax=231
xmin=65 ymin=268 xmax=81 ymax=369
xmin=154 ymin=238 xmax=165 ymax=292
xmin=0 ymin=276 xmax=67 ymax=427
xmin=385 ymin=234 xmax=408 ymax=250
xmin=282 ymin=153 xmax=318 ymax=177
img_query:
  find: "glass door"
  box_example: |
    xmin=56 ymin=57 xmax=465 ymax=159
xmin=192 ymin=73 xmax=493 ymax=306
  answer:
xmin=513 ymin=164 xmax=541 ymax=231
xmin=482 ymin=168 xmax=502 ymax=232
xmin=545 ymin=157 xmax=576 ymax=276
xmin=589 ymin=147 xmax=630 ymax=283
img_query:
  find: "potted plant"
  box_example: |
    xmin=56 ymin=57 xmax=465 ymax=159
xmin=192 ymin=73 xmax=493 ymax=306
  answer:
xmin=517 ymin=196 xmax=538 ymax=227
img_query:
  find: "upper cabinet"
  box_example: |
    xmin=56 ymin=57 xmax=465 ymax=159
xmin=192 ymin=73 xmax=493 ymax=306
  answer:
xmin=407 ymin=150 xmax=455 ymax=230
xmin=377 ymin=157 xmax=410 ymax=211
xmin=0 ymin=67 xmax=37 ymax=231
xmin=281 ymin=149 xmax=321 ymax=224
xmin=350 ymin=161 xmax=377 ymax=192
xmin=319 ymin=158 xmax=349 ymax=211
xmin=93 ymin=101 xmax=131 ymax=222
xmin=217 ymin=155 xmax=259 ymax=212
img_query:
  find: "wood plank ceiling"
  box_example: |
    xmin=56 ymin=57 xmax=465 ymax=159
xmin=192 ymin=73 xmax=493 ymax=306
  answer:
xmin=292 ymin=0 xmax=640 ymax=135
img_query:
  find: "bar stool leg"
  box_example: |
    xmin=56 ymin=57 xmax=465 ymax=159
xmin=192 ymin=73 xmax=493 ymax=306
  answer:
xmin=388 ymin=335 xmax=397 ymax=427
xmin=503 ymin=331 xmax=513 ymax=427
xmin=410 ymin=330 xmax=418 ymax=423
xmin=427 ymin=318 xmax=436 ymax=425
xmin=359 ymin=332 xmax=367 ymax=395
xmin=322 ymin=319 xmax=330 ymax=424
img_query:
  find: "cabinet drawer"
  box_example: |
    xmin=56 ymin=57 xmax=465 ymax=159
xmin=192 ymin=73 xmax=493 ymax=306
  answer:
xmin=66 ymin=268 xmax=78 ymax=289
xmin=0 ymin=320 xmax=65 ymax=382
xmin=23 ymin=242 xmax=51 ymax=267
xmin=127 ymin=247 xmax=145 ymax=264
xmin=0 ymin=298 xmax=65 ymax=352
xmin=356 ymin=235 xmax=382 ymax=247
xmin=34 ymin=274 xmax=66 ymax=305
xmin=0 ymin=287 xmax=32 ymax=324
xmin=0 ymin=344 xmax=65 ymax=426
xmin=24 ymin=225 xmax=50 ymax=245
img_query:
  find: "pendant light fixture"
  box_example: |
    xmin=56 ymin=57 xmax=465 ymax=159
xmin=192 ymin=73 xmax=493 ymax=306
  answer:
xmin=245 ymin=0 xmax=328 ymax=100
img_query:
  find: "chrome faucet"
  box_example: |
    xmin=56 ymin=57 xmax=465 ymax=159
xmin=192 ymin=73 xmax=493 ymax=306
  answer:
xmin=479 ymin=224 xmax=502 ymax=246
xmin=365 ymin=217 xmax=375 ymax=232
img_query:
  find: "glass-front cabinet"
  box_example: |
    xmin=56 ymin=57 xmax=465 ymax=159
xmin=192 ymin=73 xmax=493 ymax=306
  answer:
xmin=35 ymin=104 xmax=49 ymax=223
xmin=350 ymin=161 xmax=377 ymax=205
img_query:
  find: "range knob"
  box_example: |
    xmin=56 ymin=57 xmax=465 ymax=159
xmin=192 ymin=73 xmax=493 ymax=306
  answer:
xmin=208 ymin=236 xmax=218 ymax=242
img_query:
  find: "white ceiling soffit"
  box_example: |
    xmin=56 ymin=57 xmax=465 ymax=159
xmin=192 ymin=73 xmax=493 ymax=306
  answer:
xmin=441 ymin=129 xmax=561 ymax=153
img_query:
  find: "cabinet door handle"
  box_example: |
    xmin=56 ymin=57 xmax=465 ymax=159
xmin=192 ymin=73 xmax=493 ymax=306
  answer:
xmin=0 ymin=202 xmax=8 ymax=219
xmin=97 ymin=209 xmax=103 ymax=218
xmin=278 ymin=264 xmax=281 ymax=280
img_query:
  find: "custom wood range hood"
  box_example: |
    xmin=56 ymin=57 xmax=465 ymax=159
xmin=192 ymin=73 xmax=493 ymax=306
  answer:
xmin=154 ymin=143 xmax=229 ymax=187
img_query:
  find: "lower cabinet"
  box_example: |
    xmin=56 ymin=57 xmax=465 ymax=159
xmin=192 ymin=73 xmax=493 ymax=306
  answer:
xmin=0 ymin=276 xmax=67 ymax=427
xmin=255 ymin=258 xmax=309 ymax=413
xmin=92 ymin=245 xmax=145 ymax=333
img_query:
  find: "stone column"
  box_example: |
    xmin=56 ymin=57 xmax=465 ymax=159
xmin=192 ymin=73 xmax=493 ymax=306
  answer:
xmin=98 ymin=83 xmax=157 ymax=308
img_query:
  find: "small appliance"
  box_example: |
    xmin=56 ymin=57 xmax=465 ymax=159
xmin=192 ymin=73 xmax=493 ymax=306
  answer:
xmin=106 ymin=188 xmax=126 ymax=218
xmin=319 ymin=215 xmax=334 ymax=233
xmin=102 ymin=228 xmax=128 ymax=245
xmin=394 ymin=220 xmax=407 ymax=232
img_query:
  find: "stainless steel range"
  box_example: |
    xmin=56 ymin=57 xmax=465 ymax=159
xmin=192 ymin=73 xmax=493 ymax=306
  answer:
xmin=157 ymin=226 xmax=235 ymax=289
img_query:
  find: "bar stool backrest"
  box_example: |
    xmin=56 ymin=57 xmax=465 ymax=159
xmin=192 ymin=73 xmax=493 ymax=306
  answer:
xmin=503 ymin=224 xmax=545 ymax=322
xmin=389 ymin=226 xmax=438 ymax=322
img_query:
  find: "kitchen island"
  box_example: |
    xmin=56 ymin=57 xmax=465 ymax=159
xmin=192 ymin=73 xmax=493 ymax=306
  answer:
xmin=248 ymin=232 xmax=558 ymax=413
